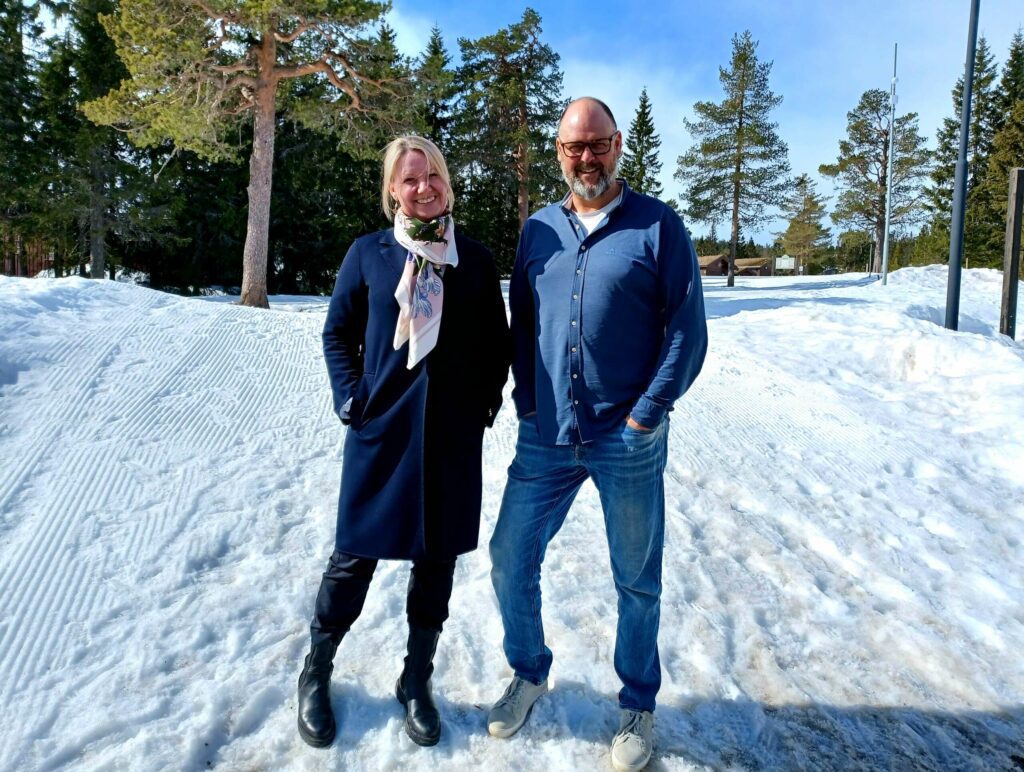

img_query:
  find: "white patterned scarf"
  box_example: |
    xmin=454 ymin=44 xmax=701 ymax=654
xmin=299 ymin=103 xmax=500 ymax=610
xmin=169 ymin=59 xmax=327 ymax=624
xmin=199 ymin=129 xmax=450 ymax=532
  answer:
xmin=392 ymin=210 xmax=459 ymax=368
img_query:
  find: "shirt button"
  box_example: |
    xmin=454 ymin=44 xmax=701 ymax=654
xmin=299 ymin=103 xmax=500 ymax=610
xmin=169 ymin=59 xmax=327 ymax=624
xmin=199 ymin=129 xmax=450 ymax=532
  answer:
xmin=576 ymin=269 xmax=582 ymax=275
xmin=573 ymin=294 xmax=578 ymax=299
xmin=571 ymin=320 xmax=576 ymax=326
xmin=572 ymin=373 xmax=578 ymax=379
xmin=574 ymin=399 xmax=579 ymax=405
xmin=571 ymin=347 xmax=577 ymax=352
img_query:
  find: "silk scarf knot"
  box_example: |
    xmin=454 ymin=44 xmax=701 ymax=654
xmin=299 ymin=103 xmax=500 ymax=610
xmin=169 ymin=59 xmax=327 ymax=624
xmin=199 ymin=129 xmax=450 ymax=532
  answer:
xmin=392 ymin=210 xmax=459 ymax=368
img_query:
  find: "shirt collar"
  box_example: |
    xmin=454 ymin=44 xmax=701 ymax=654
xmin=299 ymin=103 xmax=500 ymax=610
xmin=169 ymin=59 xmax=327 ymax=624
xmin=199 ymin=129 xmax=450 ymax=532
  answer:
xmin=560 ymin=178 xmax=629 ymax=215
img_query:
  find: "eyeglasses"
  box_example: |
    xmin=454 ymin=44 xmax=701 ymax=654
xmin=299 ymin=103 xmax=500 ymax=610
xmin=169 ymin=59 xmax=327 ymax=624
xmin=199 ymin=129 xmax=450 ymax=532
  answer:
xmin=557 ymin=133 xmax=618 ymax=158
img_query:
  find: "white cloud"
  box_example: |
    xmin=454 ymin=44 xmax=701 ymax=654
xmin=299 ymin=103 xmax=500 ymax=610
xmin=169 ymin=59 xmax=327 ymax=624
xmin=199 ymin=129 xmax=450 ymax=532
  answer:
xmin=385 ymin=6 xmax=436 ymax=60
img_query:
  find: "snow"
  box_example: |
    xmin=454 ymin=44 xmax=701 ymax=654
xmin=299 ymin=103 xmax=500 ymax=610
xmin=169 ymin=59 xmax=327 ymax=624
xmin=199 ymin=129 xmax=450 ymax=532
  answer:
xmin=0 ymin=268 xmax=1022 ymax=771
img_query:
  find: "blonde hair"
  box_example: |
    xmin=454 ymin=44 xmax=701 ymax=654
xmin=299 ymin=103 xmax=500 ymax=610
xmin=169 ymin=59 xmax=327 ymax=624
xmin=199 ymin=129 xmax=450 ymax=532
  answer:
xmin=380 ymin=136 xmax=455 ymax=221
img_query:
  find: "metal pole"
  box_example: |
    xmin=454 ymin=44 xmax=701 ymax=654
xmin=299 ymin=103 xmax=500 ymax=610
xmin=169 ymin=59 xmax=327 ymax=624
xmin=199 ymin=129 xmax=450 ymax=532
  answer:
xmin=881 ymin=43 xmax=898 ymax=286
xmin=945 ymin=0 xmax=981 ymax=330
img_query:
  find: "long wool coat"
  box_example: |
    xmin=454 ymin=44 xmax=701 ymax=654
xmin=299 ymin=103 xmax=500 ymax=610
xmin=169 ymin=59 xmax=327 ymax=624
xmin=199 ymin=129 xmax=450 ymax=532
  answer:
xmin=323 ymin=229 xmax=510 ymax=560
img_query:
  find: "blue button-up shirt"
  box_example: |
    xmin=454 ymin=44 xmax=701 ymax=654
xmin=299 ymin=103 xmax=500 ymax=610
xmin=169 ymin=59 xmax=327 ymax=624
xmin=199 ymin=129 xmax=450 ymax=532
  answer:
xmin=510 ymin=181 xmax=708 ymax=445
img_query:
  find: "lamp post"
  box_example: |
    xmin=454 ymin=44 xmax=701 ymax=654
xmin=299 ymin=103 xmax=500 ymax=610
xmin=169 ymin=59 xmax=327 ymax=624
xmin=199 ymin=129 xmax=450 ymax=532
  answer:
xmin=945 ymin=0 xmax=981 ymax=331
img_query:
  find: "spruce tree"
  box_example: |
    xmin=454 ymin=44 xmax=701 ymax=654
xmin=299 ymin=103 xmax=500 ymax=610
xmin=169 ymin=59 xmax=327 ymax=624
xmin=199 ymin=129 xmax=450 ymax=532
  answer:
xmin=975 ymin=100 xmax=1024 ymax=268
xmin=82 ymin=0 xmax=409 ymax=307
xmin=29 ymin=0 xmax=171 ymax=280
xmin=950 ymin=29 xmax=1024 ymax=268
xmin=620 ymin=87 xmax=663 ymax=197
xmin=675 ymin=30 xmax=790 ymax=286
xmin=819 ymin=89 xmax=930 ymax=273
xmin=0 ymin=0 xmax=43 ymax=267
xmin=416 ymin=26 xmax=456 ymax=154
xmin=924 ymin=37 xmax=1000 ymax=264
xmin=454 ymin=8 xmax=563 ymax=270
xmin=995 ymin=29 xmax=1024 ymax=132
xmin=963 ymin=39 xmax=1001 ymax=265
xmin=780 ymin=173 xmax=830 ymax=274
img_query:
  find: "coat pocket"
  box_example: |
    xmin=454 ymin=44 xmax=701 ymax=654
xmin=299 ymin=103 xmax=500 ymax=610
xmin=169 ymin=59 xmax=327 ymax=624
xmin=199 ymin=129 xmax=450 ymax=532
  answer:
xmin=351 ymin=371 xmax=376 ymax=429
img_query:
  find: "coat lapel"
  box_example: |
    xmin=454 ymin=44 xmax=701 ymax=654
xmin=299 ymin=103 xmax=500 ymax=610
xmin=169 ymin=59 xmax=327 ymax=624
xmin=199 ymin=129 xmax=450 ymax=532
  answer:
xmin=378 ymin=234 xmax=408 ymax=284
xmin=380 ymin=230 xmax=466 ymax=292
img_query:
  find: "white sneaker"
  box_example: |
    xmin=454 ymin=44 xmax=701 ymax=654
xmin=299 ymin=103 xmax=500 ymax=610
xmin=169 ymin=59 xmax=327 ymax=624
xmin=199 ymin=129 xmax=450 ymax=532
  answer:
xmin=486 ymin=676 xmax=549 ymax=738
xmin=611 ymin=709 xmax=654 ymax=771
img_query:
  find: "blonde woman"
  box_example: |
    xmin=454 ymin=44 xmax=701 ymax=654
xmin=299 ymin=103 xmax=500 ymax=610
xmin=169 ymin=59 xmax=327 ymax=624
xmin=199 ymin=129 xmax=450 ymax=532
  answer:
xmin=297 ymin=136 xmax=510 ymax=748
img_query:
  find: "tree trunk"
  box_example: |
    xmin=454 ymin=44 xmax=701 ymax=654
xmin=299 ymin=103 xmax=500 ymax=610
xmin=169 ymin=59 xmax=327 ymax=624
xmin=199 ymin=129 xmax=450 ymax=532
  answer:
xmin=89 ymin=150 xmax=106 ymax=280
xmin=873 ymin=220 xmax=884 ymax=274
xmin=240 ymin=33 xmax=277 ymax=309
xmin=729 ymin=201 xmax=739 ymax=286
xmin=89 ymin=207 xmax=105 ymax=279
xmin=729 ymin=86 xmax=746 ymax=288
xmin=516 ymin=82 xmax=530 ymax=231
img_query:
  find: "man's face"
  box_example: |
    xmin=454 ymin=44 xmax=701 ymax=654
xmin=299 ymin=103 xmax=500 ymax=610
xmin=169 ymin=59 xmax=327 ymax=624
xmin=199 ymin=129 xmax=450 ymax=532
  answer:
xmin=557 ymin=103 xmax=622 ymax=201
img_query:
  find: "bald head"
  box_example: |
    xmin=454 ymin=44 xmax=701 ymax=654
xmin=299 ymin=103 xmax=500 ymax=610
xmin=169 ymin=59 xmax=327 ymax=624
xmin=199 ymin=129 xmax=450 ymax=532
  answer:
xmin=555 ymin=96 xmax=623 ymax=209
xmin=558 ymin=97 xmax=617 ymax=135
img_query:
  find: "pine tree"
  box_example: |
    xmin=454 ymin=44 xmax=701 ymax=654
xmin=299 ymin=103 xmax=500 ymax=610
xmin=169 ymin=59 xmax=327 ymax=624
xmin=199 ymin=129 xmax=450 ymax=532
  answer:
xmin=836 ymin=229 xmax=872 ymax=272
xmin=82 ymin=0 xmax=408 ymax=308
xmin=675 ymin=30 xmax=790 ymax=286
xmin=620 ymin=87 xmax=663 ymax=197
xmin=819 ymin=89 xmax=930 ymax=273
xmin=267 ymin=21 xmax=410 ymax=295
xmin=416 ymin=26 xmax=456 ymax=153
xmin=454 ymin=7 xmax=563 ymax=270
xmin=780 ymin=173 xmax=830 ymax=274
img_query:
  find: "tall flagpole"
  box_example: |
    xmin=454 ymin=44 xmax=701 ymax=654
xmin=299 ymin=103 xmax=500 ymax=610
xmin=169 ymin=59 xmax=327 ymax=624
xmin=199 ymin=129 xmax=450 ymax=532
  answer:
xmin=881 ymin=44 xmax=898 ymax=286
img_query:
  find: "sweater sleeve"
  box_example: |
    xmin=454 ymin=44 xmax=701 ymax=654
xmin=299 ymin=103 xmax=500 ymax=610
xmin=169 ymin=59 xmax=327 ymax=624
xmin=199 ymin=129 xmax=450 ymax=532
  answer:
xmin=482 ymin=248 xmax=511 ymax=427
xmin=509 ymin=223 xmax=537 ymax=418
xmin=630 ymin=211 xmax=708 ymax=428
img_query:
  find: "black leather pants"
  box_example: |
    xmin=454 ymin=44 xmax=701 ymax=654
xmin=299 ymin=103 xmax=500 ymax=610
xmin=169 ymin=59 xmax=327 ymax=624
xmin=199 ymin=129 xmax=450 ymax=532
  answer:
xmin=309 ymin=550 xmax=457 ymax=647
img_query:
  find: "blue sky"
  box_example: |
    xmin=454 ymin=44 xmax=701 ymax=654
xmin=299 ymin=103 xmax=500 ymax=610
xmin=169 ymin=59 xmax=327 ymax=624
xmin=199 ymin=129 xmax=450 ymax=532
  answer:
xmin=386 ymin=0 xmax=1023 ymax=241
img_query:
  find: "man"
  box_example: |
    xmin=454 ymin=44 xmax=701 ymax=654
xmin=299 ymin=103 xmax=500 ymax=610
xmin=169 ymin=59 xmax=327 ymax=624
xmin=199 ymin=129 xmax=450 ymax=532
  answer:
xmin=487 ymin=97 xmax=708 ymax=771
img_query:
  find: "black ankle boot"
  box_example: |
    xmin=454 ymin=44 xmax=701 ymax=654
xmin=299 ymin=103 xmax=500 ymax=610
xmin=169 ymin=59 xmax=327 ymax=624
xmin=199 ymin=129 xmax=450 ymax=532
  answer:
xmin=297 ymin=639 xmax=338 ymax=747
xmin=395 ymin=625 xmax=442 ymax=746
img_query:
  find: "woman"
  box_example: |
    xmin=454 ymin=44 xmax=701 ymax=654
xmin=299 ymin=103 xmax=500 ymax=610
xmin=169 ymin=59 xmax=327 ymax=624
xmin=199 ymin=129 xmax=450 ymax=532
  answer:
xmin=297 ymin=136 xmax=510 ymax=749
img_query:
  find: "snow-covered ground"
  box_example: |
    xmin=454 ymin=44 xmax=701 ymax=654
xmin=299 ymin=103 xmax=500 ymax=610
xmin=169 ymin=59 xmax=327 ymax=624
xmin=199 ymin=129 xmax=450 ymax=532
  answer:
xmin=0 ymin=267 xmax=1021 ymax=771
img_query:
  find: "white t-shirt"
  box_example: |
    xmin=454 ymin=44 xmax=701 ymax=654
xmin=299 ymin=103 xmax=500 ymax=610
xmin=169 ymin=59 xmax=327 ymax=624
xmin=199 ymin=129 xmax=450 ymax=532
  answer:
xmin=564 ymin=188 xmax=624 ymax=237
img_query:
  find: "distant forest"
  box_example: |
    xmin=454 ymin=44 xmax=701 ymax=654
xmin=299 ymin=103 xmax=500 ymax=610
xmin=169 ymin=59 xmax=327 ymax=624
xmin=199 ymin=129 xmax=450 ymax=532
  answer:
xmin=2 ymin=2 xmax=1022 ymax=301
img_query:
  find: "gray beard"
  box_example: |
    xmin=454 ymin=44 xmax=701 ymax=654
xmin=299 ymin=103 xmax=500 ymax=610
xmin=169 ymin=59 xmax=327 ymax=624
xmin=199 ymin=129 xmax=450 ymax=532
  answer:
xmin=565 ymin=162 xmax=617 ymax=201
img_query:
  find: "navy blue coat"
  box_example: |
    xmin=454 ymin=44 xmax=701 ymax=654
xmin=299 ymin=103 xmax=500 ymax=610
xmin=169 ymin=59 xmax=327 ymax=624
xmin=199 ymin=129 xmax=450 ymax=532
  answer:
xmin=323 ymin=229 xmax=510 ymax=560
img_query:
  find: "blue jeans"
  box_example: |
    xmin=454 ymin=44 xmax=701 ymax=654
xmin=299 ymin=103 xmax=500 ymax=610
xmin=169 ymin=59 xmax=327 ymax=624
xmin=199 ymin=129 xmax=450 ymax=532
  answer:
xmin=490 ymin=417 xmax=668 ymax=712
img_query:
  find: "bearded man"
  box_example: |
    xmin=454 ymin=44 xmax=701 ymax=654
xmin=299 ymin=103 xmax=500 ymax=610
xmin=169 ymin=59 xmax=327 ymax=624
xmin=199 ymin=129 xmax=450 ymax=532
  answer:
xmin=486 ymin=97 xmax=708 ymax=771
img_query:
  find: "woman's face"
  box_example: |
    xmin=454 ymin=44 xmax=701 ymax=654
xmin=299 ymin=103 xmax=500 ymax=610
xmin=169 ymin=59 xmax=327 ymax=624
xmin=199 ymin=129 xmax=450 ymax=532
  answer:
xmin=389 ymin=150 xmax=448 ymax=221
